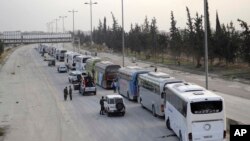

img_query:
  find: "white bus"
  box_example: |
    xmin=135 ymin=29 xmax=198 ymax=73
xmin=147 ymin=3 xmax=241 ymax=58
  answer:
xmin=75 ymin=55 xmax=92 ymax=72
xmin=68 ymin=52 xmax=80 ymax=70
xmin=64 ymin=51 xmax=73 ymax=68
xmin=117 ymin=66 xmax=149 ymax=101
xmin=138 ymin=72 xmax=183 ymax=117
xmin=164 ymin=82 xmax=226 ymax=141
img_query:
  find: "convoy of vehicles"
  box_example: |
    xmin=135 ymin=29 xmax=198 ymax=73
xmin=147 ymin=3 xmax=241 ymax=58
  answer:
xmin=37 ymin=44 xmax=227 ymax=140
xmin=117 ymin=66 xmax=149 ymax=101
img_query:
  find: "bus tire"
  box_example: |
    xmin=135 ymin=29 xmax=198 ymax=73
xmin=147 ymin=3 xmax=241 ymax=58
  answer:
xmin=127 ymin=92 xmax=131 ymax=101
xmin=166 ymin=118 xmax=172 ymax=130
xmin=152 ymin=105 xmax=157 ymax=117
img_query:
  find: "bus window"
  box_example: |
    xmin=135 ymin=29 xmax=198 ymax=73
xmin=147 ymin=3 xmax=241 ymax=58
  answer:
xmin=191 ymin=101 xmax=223 ymax=114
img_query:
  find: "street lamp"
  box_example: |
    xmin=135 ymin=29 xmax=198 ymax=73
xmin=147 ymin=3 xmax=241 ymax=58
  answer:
xmin=59 ymin=16 xmax=67 ymax=33
xmin=121 ymin=0 xmax=125 ymax=67
xmin=204 ymin=0 xmax=208 ymax=89
xmin=54 ymin=18 xmax=60 ymax=33
xmin=84 ymin=0 xmax=98 ymax=45
xmin=68 ymin=9 xmax=78 ymax=37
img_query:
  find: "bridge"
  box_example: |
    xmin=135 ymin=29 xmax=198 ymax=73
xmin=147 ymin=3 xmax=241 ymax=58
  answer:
xmin=0 ymin=31 xmax=72 ymax=44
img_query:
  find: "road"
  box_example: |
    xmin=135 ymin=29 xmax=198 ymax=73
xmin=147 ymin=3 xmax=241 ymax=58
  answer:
xmin=0 ymin=45 xmax=179 ymax=141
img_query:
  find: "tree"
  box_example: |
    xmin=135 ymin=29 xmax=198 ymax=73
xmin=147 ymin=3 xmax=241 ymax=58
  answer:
xmin=193 ymin=13 xmax=204 ymax=68
xmin=185 ymin=7 xmax=195 ymax=62
xmin=213 ymin=11 xmax=224 ymax=62
xmin=224 ymin=22 xmax=240 ymax=65
xmin=150 ymin=17 xmax=158 ymax=60
xmin=169 ymin=11 xmax=182 ymax=64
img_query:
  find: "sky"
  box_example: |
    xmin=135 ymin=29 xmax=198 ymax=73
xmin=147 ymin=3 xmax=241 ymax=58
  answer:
xmin=0 ymin=0 xmax=250 ymax=32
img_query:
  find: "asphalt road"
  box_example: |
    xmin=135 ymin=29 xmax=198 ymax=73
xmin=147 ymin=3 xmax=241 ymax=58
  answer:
xmin=0 ymin=45 xmax=179 ymax=141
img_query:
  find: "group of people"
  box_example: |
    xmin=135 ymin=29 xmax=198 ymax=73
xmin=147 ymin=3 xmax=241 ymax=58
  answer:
xmin=63 ymin=86 xmax=73 ymax=101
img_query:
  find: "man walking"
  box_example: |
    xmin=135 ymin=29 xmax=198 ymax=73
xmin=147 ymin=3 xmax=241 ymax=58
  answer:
xmin=64 ymin=86 xmax=68 ymax=101
xmin=69 ymin=85 xmax=72 ymax=101
xmin=99 ymin=96 xmax=105 ymax=115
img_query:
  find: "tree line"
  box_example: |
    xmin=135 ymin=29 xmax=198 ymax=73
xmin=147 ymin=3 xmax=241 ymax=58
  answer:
xmin=75 ymin=2 xmax=250 ymax=67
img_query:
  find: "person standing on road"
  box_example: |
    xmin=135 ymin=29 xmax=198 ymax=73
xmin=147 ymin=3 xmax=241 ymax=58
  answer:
xmin=99 ymin=96 xmax=105 ymax=115
xmin=112 ymin=80 xmax=117 ymax=93
xmin=69 ymin=85 xmax=72 ymax=101
xmin=64 ymin=86 xmax=68 ymax=101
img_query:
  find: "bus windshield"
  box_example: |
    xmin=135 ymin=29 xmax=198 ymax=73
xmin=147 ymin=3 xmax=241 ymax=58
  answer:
xmin=191 ymin=101 xmax=222 ymax=114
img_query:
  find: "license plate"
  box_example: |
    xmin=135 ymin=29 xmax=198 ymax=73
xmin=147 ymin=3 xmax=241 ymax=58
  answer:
xmin=204 ymin=135 xmax=212 ymax=138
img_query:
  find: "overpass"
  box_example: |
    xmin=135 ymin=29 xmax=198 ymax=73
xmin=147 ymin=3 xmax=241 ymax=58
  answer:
xmin=0 ymin=31 xmax=72 ymax=44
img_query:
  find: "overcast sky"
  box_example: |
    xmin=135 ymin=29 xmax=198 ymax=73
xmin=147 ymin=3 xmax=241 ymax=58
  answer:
xmin=0 ymin=0 xmax=250 ymax=32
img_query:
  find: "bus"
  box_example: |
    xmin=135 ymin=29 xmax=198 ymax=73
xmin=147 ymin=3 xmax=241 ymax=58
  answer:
xmin=75 ymin=55 xmax=92 ymax=72
xmin=64 ymin=51 xmax=73 ymax=68
xmin=85 ymin=57 xmax=101 ymax=81
xmin=117 ymin=66 xmax=149 ymax=101
xmin=138 ymin=72 xmax=183 ymax=117
xmin=95 ymin=61 xmax=121 ymax=89
xmin=164 ymin=82 xmax=226 ymax=141
xmin=68 ymin=52 xmax=80 ymax=70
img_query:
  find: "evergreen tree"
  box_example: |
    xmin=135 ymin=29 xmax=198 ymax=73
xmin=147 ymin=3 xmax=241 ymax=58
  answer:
xmin=169 ymin=11 xmax=182 ymax=64
xmin=185 ymin=7 xmax=195 ymax=62
xmin=193 ymin=13 xmax=204 ymax=67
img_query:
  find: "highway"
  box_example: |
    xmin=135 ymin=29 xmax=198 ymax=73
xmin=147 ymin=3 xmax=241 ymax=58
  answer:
xmin=0 ymin=45 xmax=179 ymax=141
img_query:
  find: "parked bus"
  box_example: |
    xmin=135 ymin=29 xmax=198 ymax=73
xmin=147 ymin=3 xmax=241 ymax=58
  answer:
xmin=68 ymin=52 xmax=80 ymax=70
xmin=75 ymin=55 xmax=92 ymax=72
xmin=117 ymin=66 xmax=149 ymax=101
xmin=58 ymin=49 xmax=67 ymax=61
xmin=64 ymin=51 xmax=73 ymax=68
xmin=85 ymin=57 xmax=101 ymax=80
xmin=164 ymin=82 xmax=226 ymax=141
xmin=138 ymin=72 xmax=183 ymax=117
xmin=95 ymin=61 xmax=121 ymax=89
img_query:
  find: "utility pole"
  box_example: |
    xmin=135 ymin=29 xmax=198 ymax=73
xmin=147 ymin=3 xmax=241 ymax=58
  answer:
xmin=68 ymin=10 xmax=78 ymax=36
xmin=204 ymin=0 xmax=209 ymax=89
xmin=69 ymin=9 xmax=78 ymax=51
xmin=84 ymin=0 xmax=98 ymax=45
xmin=121 ymin=0 xmax=125 ymax=67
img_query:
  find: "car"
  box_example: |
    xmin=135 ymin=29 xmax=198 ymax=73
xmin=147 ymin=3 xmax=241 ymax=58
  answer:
xmin=104 ymin=95 xmax=126 ymax=116
xmin=68 ymin=70 xmax=86 ymax=83
xmin=57 ymin=64 xmax=67 ymax=73
xmin=79 ymin=75 xmax=96 ymax=95
xmin=48 ymin=59 xmax=56 ymax=66
xmin=73 ymin=75 xmax=97 ymax=95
